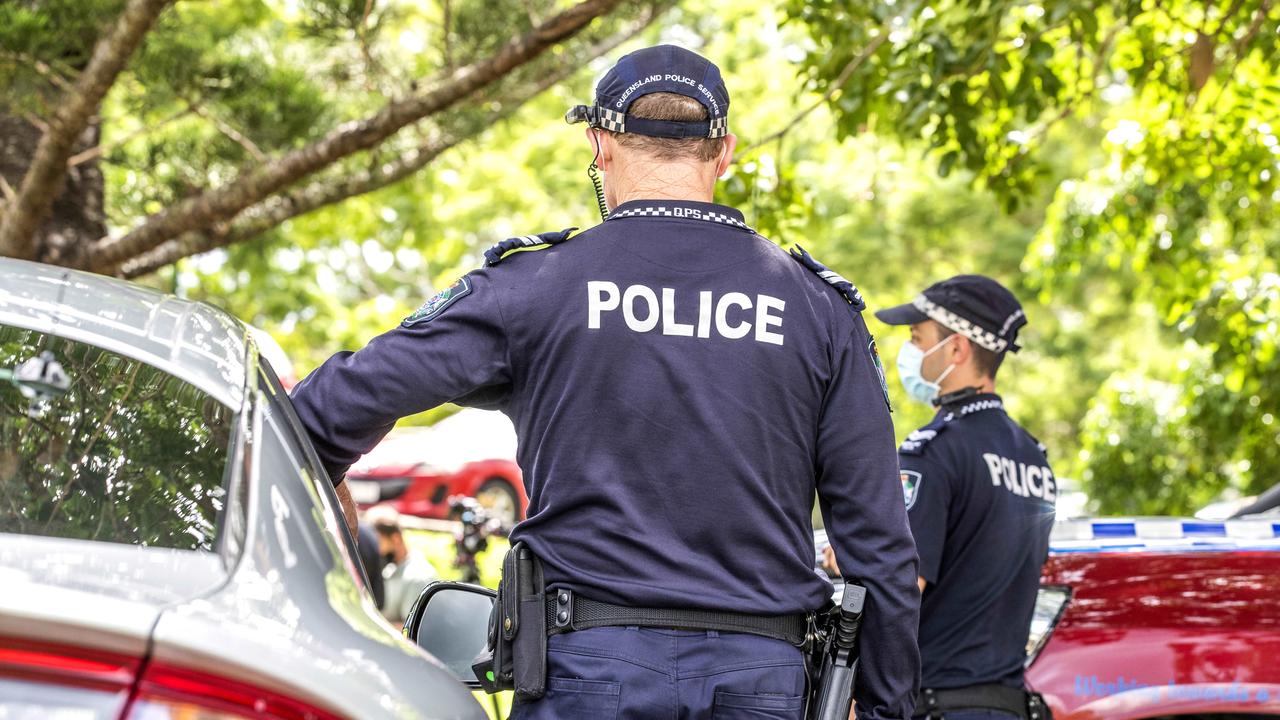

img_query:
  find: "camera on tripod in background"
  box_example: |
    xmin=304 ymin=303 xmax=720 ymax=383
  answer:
xmin=447 ymin=495 xmax=510 ymax=585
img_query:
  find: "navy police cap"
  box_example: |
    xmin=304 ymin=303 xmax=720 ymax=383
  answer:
xmin=875 ymin=275 xmax=1027 ymax=354
xmin=565 ymin=44 xmax=729 ymax=139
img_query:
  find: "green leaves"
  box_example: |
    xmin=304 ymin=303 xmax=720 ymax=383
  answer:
xmin=789 ymin=0 xmax=1280 ymax=513
xmin=11 ymin=0 xmax=1273 ymax=514
xmin=0 ymin=0 xmax=126 ymax=112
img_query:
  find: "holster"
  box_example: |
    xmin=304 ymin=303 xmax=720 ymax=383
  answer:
xmin=471 ymin=542 xmax=547 ymax=700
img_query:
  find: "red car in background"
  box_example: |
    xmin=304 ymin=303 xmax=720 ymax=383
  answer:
xmin=816 ymin=514 xmax=1280 ymax=719
xmin=345 ymin=409 xmax=527 ymax=525
xmin=1028 ymin=517 xmax=1280 ymax=720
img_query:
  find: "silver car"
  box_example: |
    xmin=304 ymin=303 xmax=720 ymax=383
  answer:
xmin=0 ymin=257 xmax=486 ymax=720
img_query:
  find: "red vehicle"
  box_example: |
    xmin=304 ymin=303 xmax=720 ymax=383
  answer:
xmin=816 ymin=515 xmax=1280 ymax=719
xmin=344 ymin=410 xmax=528 ymax=525
xmin=1027 ymin=517 xmax=1280 ymax=719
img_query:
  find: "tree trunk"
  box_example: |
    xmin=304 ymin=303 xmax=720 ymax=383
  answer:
xmin=0 ymin=113 xmax=105 ymax=267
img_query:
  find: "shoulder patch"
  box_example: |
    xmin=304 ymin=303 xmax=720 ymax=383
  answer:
xmin=787 ymin=244 xmax=865 ymax=312
xmin=483 ymin=227 xmax=577 ymax=267
xmin=901 ymin=470 xmax=923 ymax=509
xmin=402 ymin=276 xmax=472 ymax=327
xmin=898 ymin=415 xmax=951 ymax=456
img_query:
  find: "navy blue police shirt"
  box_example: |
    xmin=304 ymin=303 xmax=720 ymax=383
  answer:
xmin=289 ymin=199 xmax=921 ymax=719
xmin=898 ymin=392 xmax=1055 ymax=690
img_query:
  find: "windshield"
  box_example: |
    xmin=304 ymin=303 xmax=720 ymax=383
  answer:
xmin=0 ymin=324 xmax=235 ymax=551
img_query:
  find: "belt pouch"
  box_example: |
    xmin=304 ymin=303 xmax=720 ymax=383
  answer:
xmin=511 ymin=543 xmax=547 ymax=700
xmin=494 ymin=543 xmax=520 ymax=688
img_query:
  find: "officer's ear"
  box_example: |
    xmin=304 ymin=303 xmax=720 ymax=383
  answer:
xmin=586 ymin=128 xmax=614 ymax=171
xmin=715 ymin=133 xmax=738 ymax=178
xmin=950 ymin=333 xmax=974 ymax=366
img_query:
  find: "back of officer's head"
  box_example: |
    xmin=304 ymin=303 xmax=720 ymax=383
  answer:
xmin=567 ymin=45 xmax=734 ymax=172
xmin=610 ymin=93 xmax=726 ymax=164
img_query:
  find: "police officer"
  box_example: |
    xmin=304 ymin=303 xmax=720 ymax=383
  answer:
xmin=874 ymin=277 xmax=1055 ymax=719
xmin=289 ymin=44 xmax=920 ymax=719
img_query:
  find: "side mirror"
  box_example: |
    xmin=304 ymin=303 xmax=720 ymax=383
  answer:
xmin=406 ymin=581 xmax=496 ymax=687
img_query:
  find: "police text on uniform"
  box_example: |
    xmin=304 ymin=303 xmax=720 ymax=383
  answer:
xmin=587 ymin=281 xmax=785 ymax=345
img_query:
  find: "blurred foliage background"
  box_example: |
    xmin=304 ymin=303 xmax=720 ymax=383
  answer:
xmin=2 ymin=0 xmax=1277 ymax=515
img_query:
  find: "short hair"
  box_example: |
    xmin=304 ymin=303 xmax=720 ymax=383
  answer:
xmin=372 ymin=522 xmax=401 ymax=539
xmin=935 ymin=325 xmax=1005 ymax=378
xmin=365 ymin=504 xmax=402 ymax=537
xmin=610 ymin=92 xmax=726 ymax=163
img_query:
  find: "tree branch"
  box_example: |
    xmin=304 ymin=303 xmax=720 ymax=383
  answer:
xmin=1215 ymin=0 xmax=1250 ymax=35
xmin=0 ymin=50 xmax=76 ymax=93
xmin=1199 ymin=0 xmax=1274 ymax=113
xmin=0 ymin=0 xmax=172 ymax=260
xmin=119 ymin=135 xmax=463 ymax=278
xmin=361 ymin=0 xmax=376 ymax=38
xmin=118 ymin=9 xmax=661 ymax=278
xmin=356 ymin=0 xmax=388 ymax=90
xmin=1230 ymin=0 xmax=1273 ymax=57
xmin=88 ymin=0 xmax=624 ymax=273
xmin=995 ymin=18 xmax=1127 ymax=178
xmin=443 ymin=0 xmax=455 ymax=68
xmin=188 ymin=102 xmax=266 ymax=163
xmin=67 ymin=107 xmax=194 ymax=167
xmin=742 ymin=19 xmax=893 ymax=153
xmin=21 ymin=113 xmax=49 ymax=135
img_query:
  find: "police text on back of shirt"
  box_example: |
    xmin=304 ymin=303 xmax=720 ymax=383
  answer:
xmin=588 ymin=281 xmax=784 ymax=346
xmin=983 ymin=453 xmax=1056 ymax=501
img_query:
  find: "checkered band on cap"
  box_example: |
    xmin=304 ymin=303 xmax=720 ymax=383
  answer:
xmin=912 ymin=295 xmax=1009 ymax=353
xmin=597 ymin=107 xmax=626 ymax=133
xmin=585 ymin=105 xmax=726 ymax=139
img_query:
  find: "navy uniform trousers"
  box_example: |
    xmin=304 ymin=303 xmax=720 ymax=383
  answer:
xmin=510 ymin=626 xmax=806 ymax=720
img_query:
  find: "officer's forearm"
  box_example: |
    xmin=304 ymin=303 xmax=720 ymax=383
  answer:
xmin=335 ymin=480 xmax=358 ymax=537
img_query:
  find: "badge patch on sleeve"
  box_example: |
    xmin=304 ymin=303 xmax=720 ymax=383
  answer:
xmin=901 ymin=470 xmax=922 ymax=509
xmin=402 ymin=276 xmax=472 ymax=327
xmin=869 ymin=338 xmax=891 ymax=411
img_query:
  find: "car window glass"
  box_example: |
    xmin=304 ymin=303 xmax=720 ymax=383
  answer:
xmin=0 ymin=324 xmax=234 ymax=551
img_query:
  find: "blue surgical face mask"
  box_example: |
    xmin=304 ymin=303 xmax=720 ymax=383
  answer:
xmin=896 ymin=335 xmax=957 ymax=405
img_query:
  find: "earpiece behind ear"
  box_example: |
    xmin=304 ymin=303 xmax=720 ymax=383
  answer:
xmin=587 ymin=131 xmax=609 ymax=221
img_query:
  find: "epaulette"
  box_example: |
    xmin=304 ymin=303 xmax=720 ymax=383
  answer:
xmin=788 ymin=245 xmax=865 ymax=312
xmin=483 ymin=227 xmax=577 ymax=267
xmin=898 ymin=414 xmax=951 ymax=456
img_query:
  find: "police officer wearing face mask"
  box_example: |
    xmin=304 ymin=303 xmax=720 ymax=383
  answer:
xmin=289 ymin=45 xmax=921 ymax=719
xmin=875 ymin=276 xmax=1055 ymax=720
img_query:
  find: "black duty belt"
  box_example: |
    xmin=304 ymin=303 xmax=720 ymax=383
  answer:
xmin=917 ymin=684 xmax=1049 ymax=720
xmin=544 ymin=588 xmax=808 ymax=646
